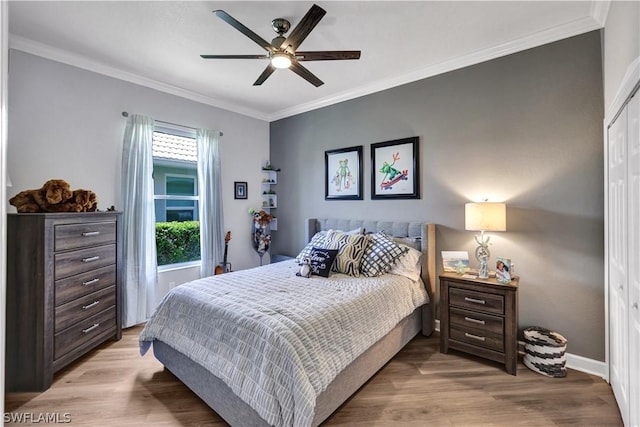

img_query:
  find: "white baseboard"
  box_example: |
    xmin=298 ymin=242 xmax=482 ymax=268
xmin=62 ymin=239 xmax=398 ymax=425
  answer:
xmin=434 ymin=320 xmax=607 ymax=379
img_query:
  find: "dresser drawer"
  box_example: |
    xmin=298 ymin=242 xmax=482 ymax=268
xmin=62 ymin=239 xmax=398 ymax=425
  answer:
xmin=54 ymin=308 xmax=116 ymax=360
xmin=450 ymin=307 xmax=504 ymax=335
xmin=450 ymin=325 xmax=504 ymax=352
xmin=55 ymin=265 xmax=116 ymax=306
xmin=54 ymin=221 xmax=116 ymax=251
xmin=55 ymin=286 xmax=116 ymax=332
xmin=449 ymin=287 xmax=504 ymax=315
xmin=54 ymin=244 xmax=116 ymax=280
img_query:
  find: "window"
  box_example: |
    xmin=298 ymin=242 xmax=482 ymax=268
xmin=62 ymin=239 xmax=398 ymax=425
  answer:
xmin=152 ymin=130 xmax=200 ymax=267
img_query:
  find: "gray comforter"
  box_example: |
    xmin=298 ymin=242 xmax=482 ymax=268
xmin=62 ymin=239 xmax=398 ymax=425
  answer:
xmin=140 ymin=260 xmax=428 ymax=427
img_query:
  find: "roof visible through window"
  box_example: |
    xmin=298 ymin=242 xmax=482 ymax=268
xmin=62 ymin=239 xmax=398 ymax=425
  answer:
xmin=152 ymin=132 xmax=196 ymax=162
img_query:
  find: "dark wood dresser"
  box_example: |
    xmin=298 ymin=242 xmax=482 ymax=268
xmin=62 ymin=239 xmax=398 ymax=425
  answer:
xmin=6 ymin=212 xmax=122 ymax=391
xmin=439 ymin=272 xmax=519 ymax=375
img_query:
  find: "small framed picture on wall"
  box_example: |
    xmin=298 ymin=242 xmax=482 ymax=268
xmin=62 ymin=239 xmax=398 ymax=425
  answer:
xmin=234 ymin=181 xmax=247 ymax=199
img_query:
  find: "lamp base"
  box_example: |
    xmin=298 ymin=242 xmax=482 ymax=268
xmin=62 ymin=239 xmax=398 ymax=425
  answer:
xmin=478 ymin=258 xmax=489 ymax=279
xmin=474 ymin=231 xmax=490 ymax=279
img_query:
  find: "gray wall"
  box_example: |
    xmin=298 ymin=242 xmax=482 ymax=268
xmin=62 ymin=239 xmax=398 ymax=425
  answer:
xmin=7 ymin=50 xmax=270 ymax=273
xmin=271 ymin=31 xmax=605 ymax=361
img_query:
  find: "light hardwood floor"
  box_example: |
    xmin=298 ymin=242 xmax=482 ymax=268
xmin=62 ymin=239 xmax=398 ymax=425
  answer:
xmin=5 ymin=326 xmax=622 ymax=426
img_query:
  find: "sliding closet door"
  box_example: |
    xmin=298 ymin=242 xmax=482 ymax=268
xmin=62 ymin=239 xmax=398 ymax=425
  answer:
xmin=608 ymin=103 xmax=629 ymax=426
xmin=627 ymin=92 xmax=639 ymax=427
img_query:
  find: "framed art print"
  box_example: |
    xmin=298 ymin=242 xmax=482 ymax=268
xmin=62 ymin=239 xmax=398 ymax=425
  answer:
xmin=234 ymin=181 xmax=247 ymax=199
xmin=325 ymin=145 xmax=363 ymax=200
xmin=371 ymin=136 xmax=419 ymax=199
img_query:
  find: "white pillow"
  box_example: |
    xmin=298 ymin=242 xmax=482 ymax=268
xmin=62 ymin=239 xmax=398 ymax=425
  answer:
xmin=345 ymin=227 xmax=364 ymax=235
xmin=388 ymin=245 xmax=422 ymax=281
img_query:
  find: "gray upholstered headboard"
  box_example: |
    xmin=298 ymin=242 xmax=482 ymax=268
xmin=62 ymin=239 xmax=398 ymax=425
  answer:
xmin=305 ymin=218 xmax=437 ymax=300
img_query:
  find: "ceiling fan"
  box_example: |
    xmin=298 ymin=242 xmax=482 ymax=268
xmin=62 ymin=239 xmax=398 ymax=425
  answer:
xmin=200 ymin=4 xmax=361 ymax=87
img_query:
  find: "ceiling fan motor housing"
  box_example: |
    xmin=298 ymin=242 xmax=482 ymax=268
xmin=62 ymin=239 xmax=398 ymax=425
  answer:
xmin=272 ymin=18 xmax=290 ymax=35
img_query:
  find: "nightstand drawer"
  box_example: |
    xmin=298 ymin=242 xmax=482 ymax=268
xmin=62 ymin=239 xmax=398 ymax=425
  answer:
xmin=450 ymin=307 xmax=503 ymax=335
xmin=450 ymin=325 xmax=504 ymax=352
xmin=449 ymin=287 xmax=504 ymax=315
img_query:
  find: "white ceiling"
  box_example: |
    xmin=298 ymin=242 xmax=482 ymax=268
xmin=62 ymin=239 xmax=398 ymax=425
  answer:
xmin=8 ymin=1 xmax=608 ymax=122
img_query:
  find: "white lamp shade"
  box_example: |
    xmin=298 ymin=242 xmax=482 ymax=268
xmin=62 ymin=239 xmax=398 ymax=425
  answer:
xmin=465 ymin=202 xmax=506 ymax=231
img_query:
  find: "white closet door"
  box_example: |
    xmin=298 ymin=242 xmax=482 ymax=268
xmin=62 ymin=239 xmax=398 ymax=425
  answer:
xmin=627 ymin=92 xmax=639 ymax=427
xmin=609 ymin=104 xmax=629 ymax=426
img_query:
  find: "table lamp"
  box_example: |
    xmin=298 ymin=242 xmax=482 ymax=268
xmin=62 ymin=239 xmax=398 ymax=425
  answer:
xmin=465 ymin=202 xmax=506 ymax=279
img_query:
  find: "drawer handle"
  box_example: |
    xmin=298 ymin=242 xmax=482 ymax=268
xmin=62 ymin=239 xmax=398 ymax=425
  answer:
xmin=464 ymin=316 xmax=486 ymax=325
xmin=82 ymin=323 xmax=100 ymax=334
xmin=82 ymin=231 xmax=100 ymax=237
xmin=465 ymin=332 xmax=486 ymax=342
xmin=464 ymin=296 xmax=486 ymax=305
xmin=82 ymin=278 xmax=100 ymax=286
xmin=82 ymin=256 xmax=101 ymax=263
xmin=82 ymin=301 xmax=100 ymax=310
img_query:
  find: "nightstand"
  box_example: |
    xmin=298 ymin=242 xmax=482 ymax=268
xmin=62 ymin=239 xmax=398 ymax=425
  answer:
xmin=439 ymin=272 xmax=519 ymax=375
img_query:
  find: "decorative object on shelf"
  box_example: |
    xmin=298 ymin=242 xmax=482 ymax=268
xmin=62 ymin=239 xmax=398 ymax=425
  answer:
xmin=441 ymin=251 xmax=470 ymax=274
xmin=465 ymin=201 xmax=506 ymax=279
xmin=234 ymin=182 xmax=247 ymax=200
xmin=325 ymin=145 xmax=363 ymax=200
xmin=261 ymin=162 xmax=281 ymax=172
xmin=249 ymin=208 xmax=273 ymax=265
xmin=371 ymin=137 xmax=419 ymax=200
xmin=495 ymin=256 xmax=512 ymax=283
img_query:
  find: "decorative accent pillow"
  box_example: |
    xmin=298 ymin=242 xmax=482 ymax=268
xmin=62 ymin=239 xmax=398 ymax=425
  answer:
xmin=324 ymin=230 xmax=369 ymax=277
xmin=308 ymin=247 xmax=339 ymax=277
xmin=296 ymin=231 xmax=328 ymax=261
xmin=388 ymin=244 xmax=423 ymax=282
xmin=360 ymin=232 xmax=410 ymax=277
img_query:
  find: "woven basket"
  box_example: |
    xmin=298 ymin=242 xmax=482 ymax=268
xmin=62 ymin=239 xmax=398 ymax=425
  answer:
xmin=523 ymin=326 xmax=567 ymax=378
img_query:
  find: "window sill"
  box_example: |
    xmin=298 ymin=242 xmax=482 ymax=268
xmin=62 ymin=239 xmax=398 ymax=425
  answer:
xmin=158 ymin=261 xmax=200 ymax=273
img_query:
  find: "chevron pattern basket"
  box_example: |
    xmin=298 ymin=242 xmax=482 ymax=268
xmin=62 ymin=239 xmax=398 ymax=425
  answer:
xmin=523 ymin=326 xmax=568 ymax=378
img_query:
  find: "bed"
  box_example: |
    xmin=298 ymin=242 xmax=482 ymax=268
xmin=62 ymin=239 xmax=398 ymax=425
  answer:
xmin=140 ymin=218 xmax=436 ymax=427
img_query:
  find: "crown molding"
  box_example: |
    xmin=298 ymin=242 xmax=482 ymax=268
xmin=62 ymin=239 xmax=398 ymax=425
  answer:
xmin=8 ymin=35 xmax=270 ymax=122
xmin=590 ymin=0 xmax=611 ymax=27
xmin=267 ymin=14 xmax=603 ymax=121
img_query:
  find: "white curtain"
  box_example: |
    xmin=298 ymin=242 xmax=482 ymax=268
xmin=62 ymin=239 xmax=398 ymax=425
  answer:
xmin=121 ymin=114 xmax=158 ymax=327
xmin=197 ymin=128 xmax=224 ymax=277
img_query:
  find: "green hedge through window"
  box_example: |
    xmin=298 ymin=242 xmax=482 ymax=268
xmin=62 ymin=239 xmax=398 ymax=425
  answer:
xmin=156 ymin=221 xmax=200 ymax=266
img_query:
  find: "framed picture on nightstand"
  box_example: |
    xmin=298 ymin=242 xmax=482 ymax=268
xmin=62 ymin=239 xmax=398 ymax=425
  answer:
xmin=495 ymin=257 xmax=512 ymax=282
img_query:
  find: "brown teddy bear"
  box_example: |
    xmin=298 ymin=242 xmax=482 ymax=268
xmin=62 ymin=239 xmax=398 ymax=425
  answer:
xmin=8 ymin=190 xmax=41 ymax=213
xmin=72 ymin=189 xmax=98 ymax=212
xmin=31 ymin=179 xmax=73 ymax=211
xmin=9 ymin=180 xmax=99 ymax=213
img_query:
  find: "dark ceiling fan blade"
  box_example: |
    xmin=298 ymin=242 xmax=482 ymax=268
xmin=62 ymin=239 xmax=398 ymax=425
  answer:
xmin=289 ymin=62 xmax=324 ymax=87
xmin=280 ymin=4 xmax=326 ymax=53
xmin=200 ymin=54 xmax=269 ymax=59
xmin=253 ymin=64 xmax=276 ymax=86
xmin=295 ymin=51 xmax=361 ymax=61
xmin=214 ymin=10 xmax=275 ymax=53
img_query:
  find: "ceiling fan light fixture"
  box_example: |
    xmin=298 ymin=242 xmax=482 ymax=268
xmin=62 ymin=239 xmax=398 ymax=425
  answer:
xmin=271 ymin=53 xmax=292 ymax=69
